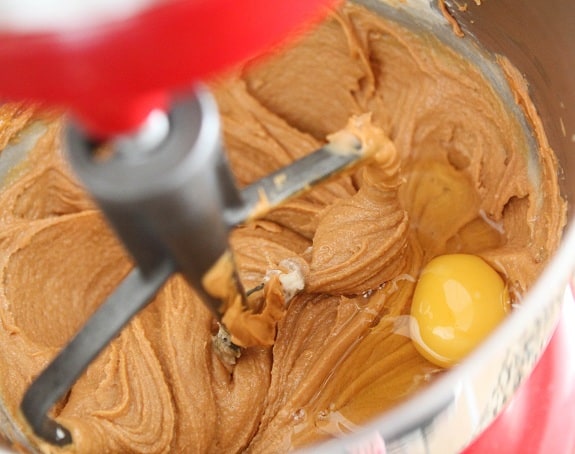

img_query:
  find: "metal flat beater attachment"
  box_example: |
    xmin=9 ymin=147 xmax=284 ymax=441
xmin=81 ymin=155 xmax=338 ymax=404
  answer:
xmin=20 ymin=87 xmax=366 ymax=446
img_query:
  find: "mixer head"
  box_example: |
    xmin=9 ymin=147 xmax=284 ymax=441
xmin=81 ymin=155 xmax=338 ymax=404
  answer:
xmin=0 ymin=0 xmax=339 ymax=137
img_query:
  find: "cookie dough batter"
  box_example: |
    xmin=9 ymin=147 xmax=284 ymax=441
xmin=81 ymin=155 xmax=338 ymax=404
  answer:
xmin=0 ymin=3 xmax=566 ymax=453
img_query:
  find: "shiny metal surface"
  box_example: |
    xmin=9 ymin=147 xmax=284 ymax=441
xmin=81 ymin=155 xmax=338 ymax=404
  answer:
xmin=446 ymin=0 xmax=575 ymax=214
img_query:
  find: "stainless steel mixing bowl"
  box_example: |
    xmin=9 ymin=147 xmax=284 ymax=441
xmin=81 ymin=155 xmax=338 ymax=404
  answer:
xmin=1 ymin=0 xmax=574 ymax=453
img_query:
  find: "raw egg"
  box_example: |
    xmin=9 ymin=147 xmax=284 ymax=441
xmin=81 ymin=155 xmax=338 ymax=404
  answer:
xmin=410 ymin=254 xmax=511 ymax=368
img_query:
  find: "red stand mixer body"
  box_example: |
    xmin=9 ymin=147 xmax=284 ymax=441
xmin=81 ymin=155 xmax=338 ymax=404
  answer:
xmin=0 ymin=0 xmax=337 ymax=137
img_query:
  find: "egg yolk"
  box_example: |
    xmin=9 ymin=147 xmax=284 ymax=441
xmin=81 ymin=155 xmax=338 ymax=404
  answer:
xmin=410 ymin=254 xmax=511 ymax=368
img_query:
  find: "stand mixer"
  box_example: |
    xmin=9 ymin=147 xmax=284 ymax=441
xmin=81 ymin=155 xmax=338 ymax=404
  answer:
xmin=0 ymin=0 xmax=346 ymax=446
xmin=3 ymin=1 xmax=574 ymax=453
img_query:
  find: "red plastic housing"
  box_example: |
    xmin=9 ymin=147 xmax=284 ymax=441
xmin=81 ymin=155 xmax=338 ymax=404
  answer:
xmin=464 ymin=288 xmax=575 ymax=454
xmin=0 ymin=0 xmax=339 ymax=137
